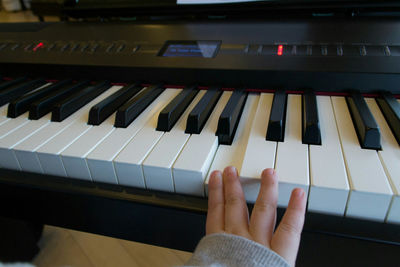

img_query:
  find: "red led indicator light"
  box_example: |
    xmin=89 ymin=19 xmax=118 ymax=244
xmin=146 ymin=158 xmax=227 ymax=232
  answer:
xmin=33 ymin=42 xmax=44 ymax=52
xmin=277 ymin=45 xmax=283 ymax=56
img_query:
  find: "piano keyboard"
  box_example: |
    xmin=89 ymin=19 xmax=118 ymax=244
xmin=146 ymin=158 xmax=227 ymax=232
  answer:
xmin=0 ymin=77 xmax=399 ymax=224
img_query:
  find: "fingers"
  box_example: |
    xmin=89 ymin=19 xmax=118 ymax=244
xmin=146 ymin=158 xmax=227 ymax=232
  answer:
xmin=249 ymin=168 xmax=278 ymax=246
xmin=223 ymin=166 xmax=250 ymax=236
xmin=271 ymin=188 xmax=306 ymax=267
xmin=206 ymin=170 xmax=224 ymax=235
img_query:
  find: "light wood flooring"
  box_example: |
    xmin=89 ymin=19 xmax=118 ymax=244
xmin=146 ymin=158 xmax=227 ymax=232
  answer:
xmin=0 ymin=9 xmax=58 ymax=23
xmin=0 ymin=10 xmax=193 ymax=267
xmin=33 ymin=226 xmax=192 ymax=267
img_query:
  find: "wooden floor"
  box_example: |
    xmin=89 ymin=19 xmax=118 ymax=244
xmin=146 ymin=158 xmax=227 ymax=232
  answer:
xmin=0 ymin=9 xmax=193 ymax=267
xmin=33 ymin=226 xmax=192 ymax=267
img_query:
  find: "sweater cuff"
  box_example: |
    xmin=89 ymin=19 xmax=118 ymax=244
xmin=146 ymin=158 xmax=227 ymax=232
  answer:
xmin=185 ymin=233 xmax=291 ymax=267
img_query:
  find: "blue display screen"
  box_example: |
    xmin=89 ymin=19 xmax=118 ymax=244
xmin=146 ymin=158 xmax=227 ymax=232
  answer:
xmin=161 ymin=41 xmax=220 ymax=58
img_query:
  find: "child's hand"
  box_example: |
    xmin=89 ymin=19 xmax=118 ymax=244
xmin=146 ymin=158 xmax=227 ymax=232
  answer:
xmin=206 ymin=166 xmax=306 ymax=267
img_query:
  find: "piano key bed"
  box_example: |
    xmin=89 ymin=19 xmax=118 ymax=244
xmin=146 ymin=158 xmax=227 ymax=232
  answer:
xmin=0 ymin=77 xmax=400 ymax=262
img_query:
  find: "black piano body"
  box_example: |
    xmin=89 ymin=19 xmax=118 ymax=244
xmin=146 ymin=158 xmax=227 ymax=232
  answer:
xmin=0 ymin=13 xmax=400 ymax=266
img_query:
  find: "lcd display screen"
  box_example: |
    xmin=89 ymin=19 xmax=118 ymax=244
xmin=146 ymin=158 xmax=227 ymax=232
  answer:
xmin=160 ymin=41 xmax=220 ymax=58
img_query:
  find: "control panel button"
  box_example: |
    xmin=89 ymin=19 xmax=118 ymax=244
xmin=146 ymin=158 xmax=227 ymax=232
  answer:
xmin=360 ymin=45 xmax=367 ymax=56
xmin=116 ymin=44 xmax=126 ymax=53
xmin=32 ymin=42 xmax=45 ymax=52
xmin=320 ymin=45 xmax=328 ymax=56
xmin=384 ymin=46 xmax=391 ymax=56
xmin=337 ymin=45 xmax=344 ymax=56
xmin=90 ymin=43 xmax=99 ymax=53
xmin=60 ymin=43 xmax=70 ymax=52
xmin=296 ymin=45 xmax=312 ymax=56
xmin=71 ymin=43 xmax=80 ymax=52
xmin=246 ymin=44 xmax=262 ymax=55
xmin=388 ymin=46 xmax=400 ymax=56
xmin=261 ymin=45 xmax=291 ymax=56
xmin=132 ymin=45 xmax=140 ymax=53
xmin=47 ymin=43 xmax=56 ymax=51
xmin=24 ymin=43 xmax=33 ymax=51
xmin=290 ymin=45 xmax=297 ymax=55
xmin=0 ymin=43 xmax=8 ymax=51
xmin=10 ymin=43 xmax=20 ymax=51
xmin=80 ymin=43 xmax=89 ymax=52
xmin=106 ymin=43 xmax=116 ymax=53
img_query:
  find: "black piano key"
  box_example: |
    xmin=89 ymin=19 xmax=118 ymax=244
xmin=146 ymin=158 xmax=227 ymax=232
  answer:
xmin=52 ymin=80 xmax=111 ymax=122
xmin=88 ymin=82 xmax=142 ymax=125
xmin=266 ymin=89 xmax=287 ymax=142
xmin=216 ymin=89 xmax=248 ymax=145
xmin=29 ymin=80 xmax=90 ymax=120
xmin=302 ymin=90 xmax=321 ymax=145
xmin=346 ymin=90 xmax=381 ymax=150
xmin=0 ymin=78 xmax=46 ymax=107
xmin=376 ymin=91 xmax=400 ymax=145
xmin=7 ymin=79 xmax=73 ymax=118
xmin=185 ymin=87 xmax=222 ymax=134
xmin=115 ymin=83 xmax=164 ymax=128
xmin=0 ymin=77 xmax=27 ymax=92
xmin=156 ymin=85 xmax=198 ymax=132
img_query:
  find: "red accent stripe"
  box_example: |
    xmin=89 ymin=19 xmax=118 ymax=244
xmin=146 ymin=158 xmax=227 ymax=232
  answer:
xmin=46 ymin=79 xmax=59 ymax=83
xmin=2 ymin=78 xmax=400 ymax=99
xmin=111 ymin=82 xmax=128 ymax=86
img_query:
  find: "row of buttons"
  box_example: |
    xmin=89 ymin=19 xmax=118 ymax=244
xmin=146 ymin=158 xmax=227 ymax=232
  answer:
xmin=245 ymin=44 xmax=400 ymax=56
xmin=0 ymin=42 xmax=141 ymax=54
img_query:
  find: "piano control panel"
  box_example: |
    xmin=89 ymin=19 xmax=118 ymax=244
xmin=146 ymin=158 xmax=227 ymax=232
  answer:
xmin=1 ymin=39 xmax=399 ymax=58
xmin=1 ymin=19 xmax=400 ymax=92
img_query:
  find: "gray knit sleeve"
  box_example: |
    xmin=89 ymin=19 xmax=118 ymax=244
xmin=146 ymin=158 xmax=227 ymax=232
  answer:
xmin=183 ymin=233 xmax=291 ymax=267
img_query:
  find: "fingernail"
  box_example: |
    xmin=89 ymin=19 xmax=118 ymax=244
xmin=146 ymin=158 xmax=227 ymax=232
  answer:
xmin=226 ymin=166 xmax=237 ymax=176
xmin=266 ymin=168 xmax=275 ymax=176
xmin=212 ymin=170 xmax=222 ymax=180
xmin=295 ymin=188 xmax=305 ymax=198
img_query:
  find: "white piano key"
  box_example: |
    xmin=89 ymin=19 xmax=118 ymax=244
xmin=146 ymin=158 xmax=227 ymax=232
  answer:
xmin=274 ymin=94 xmax=309 ymax=207
xmin=13 ymin=86 xmax=122 ymax=174
xmin=205 ymin=93 xmax=259 ymax=195
xmin=366 ymin=98 xmax=400 ymax=223
xmin=239 ymin=93 xmax=276 ymax=203
xmin=88 ymin=88 xmax=181 ymax=185
xmin=142 ymin=90 xmax=206 ymax=192
xmin=0 ymin=112 xmax=29 ymax=138
xmin=308 ymin=96 xmax=349 ymax=216
xmin=0 ymin=104 xmax=11 ymax=126
xmin=0 ymin=113 xmax=51 ymax=170
xmin=35 ymin=86 xmax=121 ymax=177
xmin=173 ymin=91 xmax=231 ymax=196
xmin=0 ymin=83 xmax=51 ymax=138
xmin=61 ymin=113 xmax=117 ymax=181
xmin=331 ymin=96 xmax=393 ymax=221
